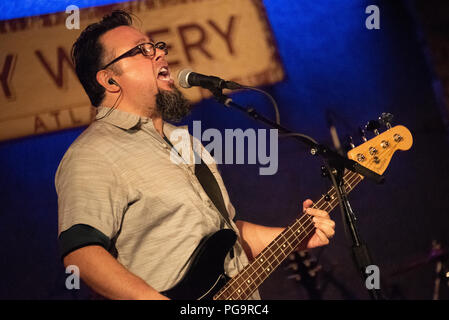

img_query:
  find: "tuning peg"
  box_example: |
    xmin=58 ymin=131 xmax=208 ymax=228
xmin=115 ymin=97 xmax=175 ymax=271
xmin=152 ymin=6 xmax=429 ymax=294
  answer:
xmin=359 ymin=127 xmax=368 ymax=142
xmin=348 ymin=136 xmax=355 ymax=149
xmin=341 ymin=135 xmax=355 ymax=152
xmin=379 ymin=112 xmax=394 ymax=129
xmin=365 ymin=120 xmax=381 ymax=135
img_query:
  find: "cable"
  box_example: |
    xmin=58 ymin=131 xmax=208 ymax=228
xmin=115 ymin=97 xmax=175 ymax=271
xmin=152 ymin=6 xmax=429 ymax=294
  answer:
xmin=238 ymin=86 xmax=321 ymax=144
xmin=241 ymin=85 xmax=281 ymax=125
xmin=96 ymin=87 xmax=123 ymax=121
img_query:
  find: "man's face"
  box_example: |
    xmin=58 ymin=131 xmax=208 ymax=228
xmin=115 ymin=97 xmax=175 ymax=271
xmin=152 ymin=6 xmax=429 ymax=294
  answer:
xmin=100 ymin=25 xmax=174 ymax=112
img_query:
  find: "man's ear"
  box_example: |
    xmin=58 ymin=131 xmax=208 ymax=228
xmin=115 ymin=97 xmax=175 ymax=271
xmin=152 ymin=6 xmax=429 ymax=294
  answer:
xmin=96 ymin=69 xmax=119 ymax=92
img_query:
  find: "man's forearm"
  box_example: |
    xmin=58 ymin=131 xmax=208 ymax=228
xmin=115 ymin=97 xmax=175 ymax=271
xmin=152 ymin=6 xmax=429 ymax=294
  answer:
xmin=63 ymin=245 xmax=168 ymax=300
xmin=235 ymin=220 xmax=284 ymax=261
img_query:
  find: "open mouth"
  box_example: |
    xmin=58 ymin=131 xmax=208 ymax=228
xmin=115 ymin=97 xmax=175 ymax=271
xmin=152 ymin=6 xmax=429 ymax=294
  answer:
xmin=157 ymin=66 xmax=172 ymax=82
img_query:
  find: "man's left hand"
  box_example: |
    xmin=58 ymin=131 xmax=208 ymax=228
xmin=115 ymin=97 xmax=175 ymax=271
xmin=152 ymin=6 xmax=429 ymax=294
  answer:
xmin=301 ymin=199 xmax=335 ymax=249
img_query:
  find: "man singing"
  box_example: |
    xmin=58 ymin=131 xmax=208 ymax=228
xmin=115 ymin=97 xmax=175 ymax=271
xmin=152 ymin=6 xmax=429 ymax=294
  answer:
xmin=55 ymin=10 xmax=335 ymax=300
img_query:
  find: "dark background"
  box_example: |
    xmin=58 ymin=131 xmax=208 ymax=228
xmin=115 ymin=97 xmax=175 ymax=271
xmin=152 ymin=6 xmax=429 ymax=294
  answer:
xmin=1 ymin=0 xmax=449 ymax=299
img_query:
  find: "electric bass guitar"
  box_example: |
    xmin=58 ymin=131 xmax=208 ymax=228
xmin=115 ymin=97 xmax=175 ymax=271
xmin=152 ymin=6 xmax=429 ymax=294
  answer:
xmin=162 ymin=123 xmax=413 ymax=300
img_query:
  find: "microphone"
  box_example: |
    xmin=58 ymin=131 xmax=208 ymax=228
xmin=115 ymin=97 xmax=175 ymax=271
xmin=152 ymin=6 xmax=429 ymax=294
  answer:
xmin=177 ymin=69 xmax=242 ymax=90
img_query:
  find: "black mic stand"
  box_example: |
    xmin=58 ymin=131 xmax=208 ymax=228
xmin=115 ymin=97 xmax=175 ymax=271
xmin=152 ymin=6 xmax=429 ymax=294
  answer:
xmin=210 ymin=88 xmax=384 ymax=300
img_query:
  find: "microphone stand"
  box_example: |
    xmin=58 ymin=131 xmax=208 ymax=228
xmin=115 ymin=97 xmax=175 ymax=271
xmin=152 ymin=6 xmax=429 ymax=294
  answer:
xmin=210 ymin=88 xmax=384 ymax=300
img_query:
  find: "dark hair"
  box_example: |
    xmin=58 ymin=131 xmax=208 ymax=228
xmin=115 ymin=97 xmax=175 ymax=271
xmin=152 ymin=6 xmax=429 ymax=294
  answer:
xmin=71 ymin=10 xmax=132 ymax=107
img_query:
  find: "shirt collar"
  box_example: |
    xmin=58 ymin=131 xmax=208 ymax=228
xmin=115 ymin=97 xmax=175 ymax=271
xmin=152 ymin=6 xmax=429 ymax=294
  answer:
xmin=95 ymin=106 xmax=189 ymax=140
xmin=95 ymin=106 xmax=147 ymax=130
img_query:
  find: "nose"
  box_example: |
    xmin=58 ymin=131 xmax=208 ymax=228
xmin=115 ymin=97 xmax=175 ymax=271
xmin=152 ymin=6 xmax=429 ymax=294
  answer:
xmin=154 ymin=46 xmax=167 ymax=61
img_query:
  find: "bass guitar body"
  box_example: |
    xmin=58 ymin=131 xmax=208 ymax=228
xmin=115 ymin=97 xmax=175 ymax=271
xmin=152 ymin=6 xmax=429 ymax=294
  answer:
xmin=162 ymin=229 xmax=236 ymax=300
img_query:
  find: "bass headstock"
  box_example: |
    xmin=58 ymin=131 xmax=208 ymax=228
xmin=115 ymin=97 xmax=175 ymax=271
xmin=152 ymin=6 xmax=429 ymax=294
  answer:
xmin=347 ymin=124 xmax=413 ymax=176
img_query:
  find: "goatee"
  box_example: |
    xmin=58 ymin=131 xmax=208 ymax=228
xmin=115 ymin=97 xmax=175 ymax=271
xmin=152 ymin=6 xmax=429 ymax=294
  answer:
xmin=155 ymin=84 xmax=191 ymax=122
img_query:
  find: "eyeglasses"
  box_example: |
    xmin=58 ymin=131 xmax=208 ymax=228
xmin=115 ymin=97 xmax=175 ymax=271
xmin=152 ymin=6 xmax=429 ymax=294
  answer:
xmin=101 ymin=41 xmax=168 ymax=70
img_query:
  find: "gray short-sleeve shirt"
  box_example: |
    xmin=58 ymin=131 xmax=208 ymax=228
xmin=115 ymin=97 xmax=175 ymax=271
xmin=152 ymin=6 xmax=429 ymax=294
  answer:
xmin=55 ymin=107 xmax=260 ymax=299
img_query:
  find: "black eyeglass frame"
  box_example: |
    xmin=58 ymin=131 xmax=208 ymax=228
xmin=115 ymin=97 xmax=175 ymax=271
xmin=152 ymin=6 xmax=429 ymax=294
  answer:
xmin=101 ymin=41 xmax=168 ymax=70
